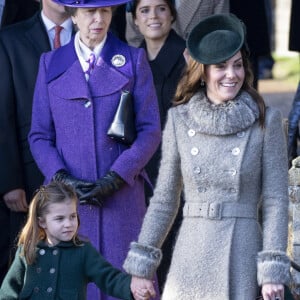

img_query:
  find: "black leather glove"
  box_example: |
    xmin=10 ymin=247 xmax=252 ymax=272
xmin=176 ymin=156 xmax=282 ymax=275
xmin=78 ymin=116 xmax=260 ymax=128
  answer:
xmin=52 ymin=170 xmax=95 ymax=198
xmin=79 ymin=171 xmax=125 ymax=206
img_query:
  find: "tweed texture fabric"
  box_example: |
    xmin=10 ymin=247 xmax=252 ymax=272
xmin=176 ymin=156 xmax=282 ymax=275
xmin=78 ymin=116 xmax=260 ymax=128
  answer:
xmin=124 ymin=91 xmax=290 ymax=299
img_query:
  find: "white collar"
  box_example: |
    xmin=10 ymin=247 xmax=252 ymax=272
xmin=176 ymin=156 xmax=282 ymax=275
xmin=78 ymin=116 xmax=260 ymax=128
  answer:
xmin=74 ymin=31 xmax=107 ymax=79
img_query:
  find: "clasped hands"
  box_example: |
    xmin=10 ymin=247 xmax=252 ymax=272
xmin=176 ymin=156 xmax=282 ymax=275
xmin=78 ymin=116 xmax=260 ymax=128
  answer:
xmin=261 ymin=283 xmax=284 ymax=300
xmin=53 ymin=170 xmax=124 ymax=206
xmin=131 ymin=276 xmax=156 ymax=300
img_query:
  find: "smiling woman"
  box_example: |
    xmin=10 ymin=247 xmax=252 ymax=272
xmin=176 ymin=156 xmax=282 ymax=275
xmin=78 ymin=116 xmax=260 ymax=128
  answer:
xmin=205 ymin=52 xmax=245 ymax=104
xmin=124 ymin=14 xmax=290 ymax=300
xmin=132 ymin=0 xmax=176 ymax=60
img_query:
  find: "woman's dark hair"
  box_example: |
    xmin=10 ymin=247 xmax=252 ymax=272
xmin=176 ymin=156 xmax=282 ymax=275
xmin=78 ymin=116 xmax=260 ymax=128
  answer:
xmin=173 ymin=47 xmax=266 ymax=127
xmin=130 ymin=0 xmax=177 ymax=23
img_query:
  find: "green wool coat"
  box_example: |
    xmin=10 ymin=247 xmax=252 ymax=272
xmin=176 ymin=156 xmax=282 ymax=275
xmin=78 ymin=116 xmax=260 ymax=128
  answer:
xmin=0 ymin=241 xmax=133 ymax=300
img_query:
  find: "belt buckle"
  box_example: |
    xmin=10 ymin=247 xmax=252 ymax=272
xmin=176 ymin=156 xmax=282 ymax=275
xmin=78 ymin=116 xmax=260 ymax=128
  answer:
xmin=208 ymin=202 xmax=222 ymax=220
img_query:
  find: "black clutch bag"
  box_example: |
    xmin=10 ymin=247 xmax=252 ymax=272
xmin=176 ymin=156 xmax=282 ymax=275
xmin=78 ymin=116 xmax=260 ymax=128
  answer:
xmin=107 ymin=90 xmax=136 ymax=145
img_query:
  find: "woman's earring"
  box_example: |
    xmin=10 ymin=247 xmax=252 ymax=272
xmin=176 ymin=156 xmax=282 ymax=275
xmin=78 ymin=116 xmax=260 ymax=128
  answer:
xmin=200 ymin=80 xmax=205 ymax=87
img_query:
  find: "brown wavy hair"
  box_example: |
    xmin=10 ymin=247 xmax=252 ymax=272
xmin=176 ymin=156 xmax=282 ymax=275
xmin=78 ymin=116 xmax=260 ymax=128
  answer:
xmin=173 ymin=47 xmax=266 ymax=127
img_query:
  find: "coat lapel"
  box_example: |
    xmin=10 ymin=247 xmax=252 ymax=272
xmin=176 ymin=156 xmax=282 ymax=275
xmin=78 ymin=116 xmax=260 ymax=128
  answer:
xmin=84 ymin=33 xmax=132 ymax=96
xmin=47 ymin=33 xmax=131 ymax=99
xmin=49 ymin=60 xmax=91 ymax=100
xmin=88 ymin=60 xmax=130 ymax=97
xmin=24 ymin=13 xmax=51 ymax=55
xmin=145 ymin=30 xmax=185 ymax=78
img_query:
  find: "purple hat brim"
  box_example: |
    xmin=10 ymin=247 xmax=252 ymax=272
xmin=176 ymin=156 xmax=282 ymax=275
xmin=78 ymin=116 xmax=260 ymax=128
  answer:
xmin=52 ymin=0 xmax=130 ymax=7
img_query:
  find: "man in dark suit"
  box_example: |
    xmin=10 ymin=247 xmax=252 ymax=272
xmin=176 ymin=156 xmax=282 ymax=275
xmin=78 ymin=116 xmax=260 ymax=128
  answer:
xmin=0 ymin=0 xmax=72 ymax=284
xmin=1 ymin=0 xmax=40 ymax=27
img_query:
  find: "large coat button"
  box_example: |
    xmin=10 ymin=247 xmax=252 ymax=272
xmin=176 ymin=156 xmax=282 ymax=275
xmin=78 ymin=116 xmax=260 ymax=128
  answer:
xmin=193 ymin=166 xmax=201 ymax=174
xmin=237 ymin=131 xmax=245 ymax=138
xmin=52 ymin=249 xmax=58 ymax=255
xmin=191 ymin=147 xmax=199 ymax=155
xmin=49 ymin=268 xmax=55 ymax=274
xmin=231 ymin=147 xmax=240 ymax=155
xmin=47 ymin=287 xmax=53 ymax=293
xmin=229 ymin=168 xmax=237 ymax=176
xmin=39 ymin=249 xmax=45 ymax=256
xmin=229 ymin=187 xmax=237 ymax=193
xmin=84 ymin=100 xmax=92 ymax=108
xmin=198 ymin=187 xmax=207 ymax=193
xmin=188 ymin=129 xmax=195 ymax=137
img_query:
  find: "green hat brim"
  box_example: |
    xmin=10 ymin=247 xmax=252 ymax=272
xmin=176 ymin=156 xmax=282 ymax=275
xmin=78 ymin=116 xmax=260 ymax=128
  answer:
xmin=187 ymin=13 xmax=246 ymax=64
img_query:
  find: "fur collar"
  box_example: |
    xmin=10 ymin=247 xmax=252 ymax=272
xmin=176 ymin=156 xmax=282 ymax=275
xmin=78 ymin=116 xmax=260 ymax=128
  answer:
xmin=177 ymin=91 xmax=260 ymax=135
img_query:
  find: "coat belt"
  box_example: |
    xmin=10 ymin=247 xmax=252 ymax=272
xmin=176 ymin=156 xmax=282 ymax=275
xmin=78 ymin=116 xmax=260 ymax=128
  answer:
xmin=183 ymin=202 xmax=257 ymax=220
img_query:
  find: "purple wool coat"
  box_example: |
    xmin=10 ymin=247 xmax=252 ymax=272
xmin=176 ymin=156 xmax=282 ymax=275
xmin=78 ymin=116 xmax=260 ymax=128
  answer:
xmin=29 ymin=33 xmax=161 ymax=300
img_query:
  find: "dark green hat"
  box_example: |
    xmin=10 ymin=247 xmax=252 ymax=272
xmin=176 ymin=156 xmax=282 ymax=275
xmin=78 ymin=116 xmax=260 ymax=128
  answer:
xmin=187 ymin=13 xmax=246 ymax=64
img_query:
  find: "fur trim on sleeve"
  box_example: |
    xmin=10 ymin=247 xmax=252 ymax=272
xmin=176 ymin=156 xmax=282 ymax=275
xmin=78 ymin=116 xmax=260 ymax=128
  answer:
xmin=257 ymin=251 xmax=291 ymax=285
xmin=123 ymin=242 xmax=162 ymax=279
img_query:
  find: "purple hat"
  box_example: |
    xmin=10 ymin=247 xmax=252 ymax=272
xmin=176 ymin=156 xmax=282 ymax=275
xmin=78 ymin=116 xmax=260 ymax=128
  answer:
xmin=52 ymin=0 xmax=131 ymax=7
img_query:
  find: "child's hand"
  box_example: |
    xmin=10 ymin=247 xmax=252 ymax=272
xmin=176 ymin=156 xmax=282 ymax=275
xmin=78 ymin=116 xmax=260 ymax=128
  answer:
xmin=131 ymin=276 xmax=156 ymax=300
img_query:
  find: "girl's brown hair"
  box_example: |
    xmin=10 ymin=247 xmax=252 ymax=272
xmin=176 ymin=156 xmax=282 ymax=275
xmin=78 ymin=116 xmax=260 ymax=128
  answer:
xmin=18 ymin=182 xmax=80 ymax=265
xmin=173 ymin=48 xmax=266 ymax=127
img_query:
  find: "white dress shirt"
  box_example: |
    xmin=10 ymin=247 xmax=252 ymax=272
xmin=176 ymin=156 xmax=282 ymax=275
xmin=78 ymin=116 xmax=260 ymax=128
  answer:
xmin=74 ymin=31 xmax=107 ymax=81
xmin=41 ymin=11 xmax=73 ymax=49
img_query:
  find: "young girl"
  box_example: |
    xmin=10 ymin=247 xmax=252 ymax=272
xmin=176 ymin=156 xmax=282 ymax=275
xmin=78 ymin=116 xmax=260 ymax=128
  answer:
xmin=0 ymin=182 xmax=155 ymax=300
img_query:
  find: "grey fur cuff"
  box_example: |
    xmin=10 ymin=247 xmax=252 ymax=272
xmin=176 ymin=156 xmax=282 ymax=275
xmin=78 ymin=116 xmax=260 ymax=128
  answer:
xmin=257 ymin=251 xmax=291 ymax=285
xmin=123 ymin=242 xmax=162 ymax=279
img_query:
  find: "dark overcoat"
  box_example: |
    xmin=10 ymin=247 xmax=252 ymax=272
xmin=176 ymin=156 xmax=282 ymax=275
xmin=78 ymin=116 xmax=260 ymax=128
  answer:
xmin=0 ymin=241 xmax=133 ymax=300
xmin=1 ymin=0 xmax=39 ymax=27
xmin=142 ymin=30 xmax=186 ymax=130
xmin=142 ymin=30 xmax=186 ymax=185
xmin=0 ymin=12 xmax=47 ymax=199
xmin=29 ymin=33 xmax=161 ymax=300
xmin=0 ymin=12 xmax=47 ymax=283
xmin=289 ymin=0 xmax=300 ymax=52
xmin=229 ymin=0 xmax=270 ymax=56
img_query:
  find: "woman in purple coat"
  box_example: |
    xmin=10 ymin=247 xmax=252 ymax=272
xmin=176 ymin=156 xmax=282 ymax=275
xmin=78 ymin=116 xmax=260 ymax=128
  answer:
xmin=29 ymin=0 xmax=161 ymax=299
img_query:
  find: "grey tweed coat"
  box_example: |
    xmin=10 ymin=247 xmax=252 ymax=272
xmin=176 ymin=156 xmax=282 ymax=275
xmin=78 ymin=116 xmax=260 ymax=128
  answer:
xmin=124 ymin=91 xmax=290 ymax=300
